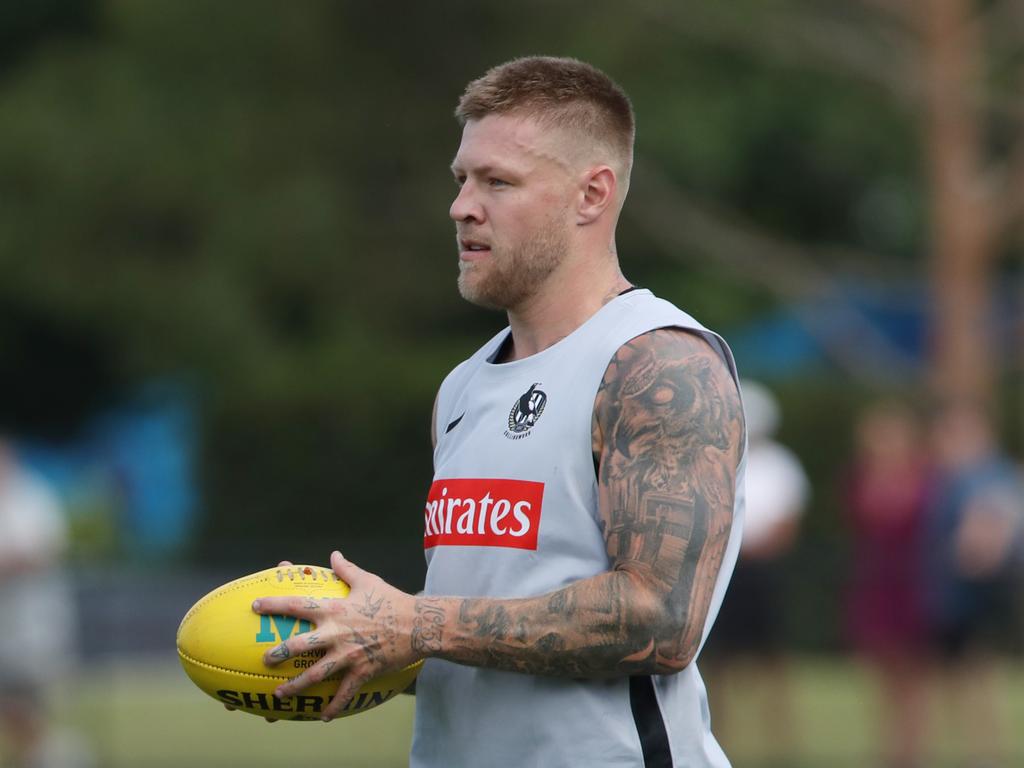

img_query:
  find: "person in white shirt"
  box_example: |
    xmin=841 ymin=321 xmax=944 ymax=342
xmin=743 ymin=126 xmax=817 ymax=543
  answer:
xmin=704 ymin=380 xmax=808 ymax=762
xmin=0 ymin=438 xmax=79 ymax=768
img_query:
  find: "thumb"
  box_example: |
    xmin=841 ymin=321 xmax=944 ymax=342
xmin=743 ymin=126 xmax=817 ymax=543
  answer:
xmin=331 ymin=549 xmax=368 ymax=588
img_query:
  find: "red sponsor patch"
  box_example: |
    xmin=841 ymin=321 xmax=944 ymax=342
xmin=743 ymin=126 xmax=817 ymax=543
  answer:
xmin=423 ymin=478 xmax=544 ymax=550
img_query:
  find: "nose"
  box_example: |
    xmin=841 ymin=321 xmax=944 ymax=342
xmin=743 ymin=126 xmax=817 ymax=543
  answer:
xmin=450 ymin=180 xmax=484 ymax=224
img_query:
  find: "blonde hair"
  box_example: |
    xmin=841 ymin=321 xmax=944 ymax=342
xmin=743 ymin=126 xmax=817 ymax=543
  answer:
xmin=456 ymin=56 xmax=635 ymax=179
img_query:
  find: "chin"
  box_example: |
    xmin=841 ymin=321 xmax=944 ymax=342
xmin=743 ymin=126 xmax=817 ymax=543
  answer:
xmin=458 ymin=283 xmax=505 ymax=311
xmin=457 ymin=275 xmax=513 ymax=311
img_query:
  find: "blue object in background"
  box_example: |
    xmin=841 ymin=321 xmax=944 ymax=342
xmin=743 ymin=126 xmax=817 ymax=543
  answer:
xmin=19 ymin=379 xmax=199 ymax=558
xmin=95 ymin=381 xmax=198 ymax=556
xmin=729 ymin=279 xmax=1018 ymax=383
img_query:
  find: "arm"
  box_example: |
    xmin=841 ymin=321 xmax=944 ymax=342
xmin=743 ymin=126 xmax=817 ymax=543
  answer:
xmin=256 ymin=329 xmax=743 ymax=716
xmin=955 ymin=482 xmax=1023 ymax=577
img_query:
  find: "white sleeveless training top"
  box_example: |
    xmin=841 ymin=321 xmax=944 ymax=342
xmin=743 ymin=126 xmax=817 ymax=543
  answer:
xmin=411 ymin=289 xmax=746 ymax=768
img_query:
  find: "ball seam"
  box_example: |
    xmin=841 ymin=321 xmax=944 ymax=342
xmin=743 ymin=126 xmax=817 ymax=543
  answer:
xmin=177 ymin=647 xmax=308 ymax=682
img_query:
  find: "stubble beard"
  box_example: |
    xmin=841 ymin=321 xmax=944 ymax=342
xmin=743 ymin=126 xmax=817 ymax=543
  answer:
xmin=457 ymin=218 xmax=570 ymax=311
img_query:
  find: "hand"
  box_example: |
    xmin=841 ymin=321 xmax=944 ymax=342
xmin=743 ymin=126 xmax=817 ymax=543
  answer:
xmin=224 ymin=560 xmax=294 ymax=721
xmin=254 ymin=550 xmax=421 ymax=721
xmin=955 ymin=508 xmax=1014 ymax=578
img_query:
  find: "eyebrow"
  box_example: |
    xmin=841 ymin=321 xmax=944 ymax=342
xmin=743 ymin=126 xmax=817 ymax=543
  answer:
xmin=449 ymin=163 xmax=511 ymax=178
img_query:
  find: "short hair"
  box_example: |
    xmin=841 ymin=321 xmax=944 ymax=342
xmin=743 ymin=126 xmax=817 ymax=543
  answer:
xmin=455 ymin=56 xmax=635 ymax=176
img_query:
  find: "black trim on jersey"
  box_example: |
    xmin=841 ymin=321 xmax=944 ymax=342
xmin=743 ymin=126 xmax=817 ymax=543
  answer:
xmin=630 ymin=676 xmax=674 ymax=768
xmin=490 ymin=331 xmax=514 ymax=365
xmin=491 ymin=287 xmax=641 ymax=366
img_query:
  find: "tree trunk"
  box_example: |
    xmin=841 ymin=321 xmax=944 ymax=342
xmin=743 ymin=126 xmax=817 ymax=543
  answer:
xmin=920 ymin=0 xmax=996 ymax=410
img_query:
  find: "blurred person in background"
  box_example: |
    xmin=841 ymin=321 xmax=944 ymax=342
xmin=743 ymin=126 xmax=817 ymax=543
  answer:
xmin=926 ymin=402 xmax=1024 ymax=768
xmin=841 ymin=401 xmax=931 ymax=768
xmin=706 ymin=380 xmax=808 ymax=765
xmin=0 ymin=438 xmax=87 ymax=768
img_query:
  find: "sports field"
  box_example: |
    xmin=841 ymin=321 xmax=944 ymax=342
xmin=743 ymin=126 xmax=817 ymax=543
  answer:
xmin=43 ymin=657 xmax=1024 ymax=767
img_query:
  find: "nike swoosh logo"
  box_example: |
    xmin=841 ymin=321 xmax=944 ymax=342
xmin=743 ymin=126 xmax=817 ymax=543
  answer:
xmin=445 ymin=413 xmax=465 ymax=434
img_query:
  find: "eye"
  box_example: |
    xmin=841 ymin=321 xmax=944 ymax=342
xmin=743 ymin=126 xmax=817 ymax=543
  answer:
xmin=453 ymin=174 xmax=466 ymax=187
xmin=488 ymin=177 xmax=509 ymax=188
xmin=650 ymin=386 xmax=675 ymax=405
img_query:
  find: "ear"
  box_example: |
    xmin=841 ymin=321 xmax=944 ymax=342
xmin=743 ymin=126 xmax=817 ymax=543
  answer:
xmin=576 ymin=166 xmax=617 ymax=225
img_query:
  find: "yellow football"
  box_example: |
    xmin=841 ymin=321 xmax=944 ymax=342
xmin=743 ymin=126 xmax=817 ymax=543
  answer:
xmin=176 ymin=564 xmax=422 ymax=721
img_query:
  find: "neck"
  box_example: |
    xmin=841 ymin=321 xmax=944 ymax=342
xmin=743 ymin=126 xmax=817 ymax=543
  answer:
xmin=503 ymin=250 xmax=631 ymax=361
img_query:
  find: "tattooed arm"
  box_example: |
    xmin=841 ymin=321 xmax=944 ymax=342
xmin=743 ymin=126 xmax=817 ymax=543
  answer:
xmin=255 ymin=329 xmax=743 ymax=718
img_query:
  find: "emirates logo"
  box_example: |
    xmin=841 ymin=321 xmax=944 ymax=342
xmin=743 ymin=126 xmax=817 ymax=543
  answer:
xmin=423 ymin=478 xmax=545 ymax=550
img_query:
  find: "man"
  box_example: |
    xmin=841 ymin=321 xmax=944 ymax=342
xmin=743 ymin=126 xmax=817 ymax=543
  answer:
xmin=255 ymin=57 xmax=746 ymax=767
xmin=925 ymin=402 xmax=1024 ymax=766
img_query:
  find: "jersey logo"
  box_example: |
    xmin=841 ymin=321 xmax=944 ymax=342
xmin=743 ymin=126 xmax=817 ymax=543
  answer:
xmin=445 ymin=413 xmax=465 ymax=434
xmin=505 ymin=383 xmax=547 ymax=440
xmin=423 ymin=478 xmax=544 ymax=550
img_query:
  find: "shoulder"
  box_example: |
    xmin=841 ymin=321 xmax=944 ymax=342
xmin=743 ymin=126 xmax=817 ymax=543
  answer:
xmin=433 ymin=329 xmax=509 ymax=427
xmin=593 ymin=327 xmax=744 ymax=459
xmin=437 ymin=328 xmax=509 ymax=394
xmin=597 ymin=327 xmax=741 ymax=415
xmin=11 ymin=468 xmax=62 ymax=514
xmin=610 ymin=326 xmax=730 ymax=367
xmin=1 ymin=468 xmax=66 ymax=542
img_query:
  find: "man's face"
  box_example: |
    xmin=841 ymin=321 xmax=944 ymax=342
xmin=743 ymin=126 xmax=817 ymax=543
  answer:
xmin=449 ymin=114 xmax=577 ymax=310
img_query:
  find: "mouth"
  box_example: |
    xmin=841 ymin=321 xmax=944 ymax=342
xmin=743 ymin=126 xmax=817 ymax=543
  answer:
xmin=458 ymin=237 xmax=492 ymax=260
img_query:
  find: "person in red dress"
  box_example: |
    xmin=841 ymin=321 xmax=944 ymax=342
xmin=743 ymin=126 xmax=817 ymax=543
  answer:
xmin=842 ymin=401 xmax=932 ymax=768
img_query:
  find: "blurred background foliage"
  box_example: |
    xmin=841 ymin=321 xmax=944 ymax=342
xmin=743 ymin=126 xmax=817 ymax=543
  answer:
xmin=0 ymin=0 xmax=1020 ymax=650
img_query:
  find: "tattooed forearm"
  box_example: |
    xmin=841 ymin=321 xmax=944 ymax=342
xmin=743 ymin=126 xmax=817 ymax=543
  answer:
xmin=434 ymin=573 xmax=654 ymax=676
xmin=411 ymin=598 xmax=446 ymax=655
xmin=423 ymin=568 xmax=681 ymax=677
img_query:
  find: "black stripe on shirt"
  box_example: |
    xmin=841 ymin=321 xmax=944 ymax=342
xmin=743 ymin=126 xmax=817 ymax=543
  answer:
xmin=629 ymin=675 xmax=674 ymax=768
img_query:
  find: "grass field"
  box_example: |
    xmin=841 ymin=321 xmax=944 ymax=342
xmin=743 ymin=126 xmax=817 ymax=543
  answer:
xmin=28 ymin=656 xmax=1024 ymax=767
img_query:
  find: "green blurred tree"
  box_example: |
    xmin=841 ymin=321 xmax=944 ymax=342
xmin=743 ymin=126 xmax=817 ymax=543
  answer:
xmin=0 ymin=1 xmax=1018 ymax=604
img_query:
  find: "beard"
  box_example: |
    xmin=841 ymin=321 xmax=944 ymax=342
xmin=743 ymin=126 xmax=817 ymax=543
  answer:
xmin=457 ymin=215 xmax=570 ymax=311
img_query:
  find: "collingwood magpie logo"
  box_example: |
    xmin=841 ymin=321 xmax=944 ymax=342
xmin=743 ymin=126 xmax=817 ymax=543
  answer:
xmin=505 ymin=383 xmax=547 ymax=440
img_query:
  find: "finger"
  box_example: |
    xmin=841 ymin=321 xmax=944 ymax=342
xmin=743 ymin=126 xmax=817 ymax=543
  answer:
xmin=252 ymin=595 xmax=325 ymax=620
xmin=262 ymin=636 xmax=297 ymax=667
xmin=262 ymin=627 xmax=330 ymax=667
xmin=278 ymin=560 xmax=293 ymax=567
xmin=275 ymin=654 xmax=343 ymax=699
xmin=322 ymin=673 xmax=368 ymax=722
xmin=330 ymin=550 xmax=369 ymax=588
